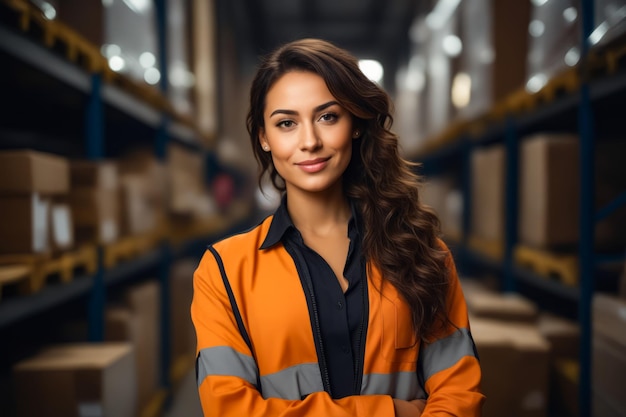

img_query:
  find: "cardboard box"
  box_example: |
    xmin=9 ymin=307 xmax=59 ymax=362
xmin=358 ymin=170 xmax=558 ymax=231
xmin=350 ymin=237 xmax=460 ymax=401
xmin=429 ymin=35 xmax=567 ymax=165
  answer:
xmin=472 ymin=318 xmax=551 ymax=417
xmin=0 ymin=150 xmax=69 ymax=195
xmin=420 ymin=177 xmax=462 ymax=239
xmin=458 ymin=0 xmax=530 ymax=119
xmin=13 ymin=343 xmax=136 ymax=417
xmin=470 ymin=318 xmax=517 ymax=417
xmin=593 ymin=293 xmax=626 ymax=352
xmin=537 ymin=313 xmax=580 ymax=360
xmin=0 ymin=194 xmax=49 ymax=254
xmin=471 ymin=144 xmax=505 ymax=243
xmin=69 ymin=188 xmax=119 ymax=244
xmin=519 ymin=134 xmax=580 ymax=248
xmin=519 ymin=135 xmax=626 ymax=249
xmin=119 ymin=175 xmax=158 ymax=236
xmin=106 ymin=281 xmax=161 ymax=409
xmin=466 ymin=290 xmax=539 ymax=323
xmin=171 ymin=259 xmax=198 ymax=359
xmin=592 ymin=335 xmax=626 ymax=417
xmin=592 ymin=293 xmax=626 ymax=417
xmin=70 ymin=160 xmax=118 ymax=190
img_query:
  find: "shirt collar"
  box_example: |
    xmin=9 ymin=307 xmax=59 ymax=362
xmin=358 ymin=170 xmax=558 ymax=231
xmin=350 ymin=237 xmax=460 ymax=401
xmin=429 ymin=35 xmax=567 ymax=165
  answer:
xmin=259 ymin=195 xmax=293 ymax=249
xmin=259 ymin=194 xmax=362 ymax=250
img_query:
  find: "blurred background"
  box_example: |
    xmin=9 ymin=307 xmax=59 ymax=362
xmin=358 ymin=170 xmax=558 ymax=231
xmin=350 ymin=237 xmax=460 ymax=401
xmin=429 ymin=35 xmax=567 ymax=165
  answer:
xmin=0 ymin=0 xmax=625 ymax=416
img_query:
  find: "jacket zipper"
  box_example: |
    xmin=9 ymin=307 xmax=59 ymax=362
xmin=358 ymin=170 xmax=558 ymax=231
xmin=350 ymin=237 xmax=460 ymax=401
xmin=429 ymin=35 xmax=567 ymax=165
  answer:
xmin=353 ymin=259 xmax=368 ymax=394
xmin=284 ymin=241 xmax=333 ymax=396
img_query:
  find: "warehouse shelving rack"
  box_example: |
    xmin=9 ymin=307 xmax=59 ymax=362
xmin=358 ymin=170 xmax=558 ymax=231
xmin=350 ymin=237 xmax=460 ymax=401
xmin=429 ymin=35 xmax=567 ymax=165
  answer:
xmin=0 ymin=1 xmax=253 ymax=415
xmin=416 ymin=1 xmax=626 ymax=416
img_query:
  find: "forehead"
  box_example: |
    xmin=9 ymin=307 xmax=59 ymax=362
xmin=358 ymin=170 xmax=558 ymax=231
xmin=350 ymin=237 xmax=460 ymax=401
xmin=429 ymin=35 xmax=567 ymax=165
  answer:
xmin=265 ymin=71 xmax=337 ymax=112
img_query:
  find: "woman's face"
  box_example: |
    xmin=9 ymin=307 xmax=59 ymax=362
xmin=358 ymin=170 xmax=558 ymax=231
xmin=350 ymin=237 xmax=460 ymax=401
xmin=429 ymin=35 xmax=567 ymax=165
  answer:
xmin=259 ymin=70 xmax=355 ymax=196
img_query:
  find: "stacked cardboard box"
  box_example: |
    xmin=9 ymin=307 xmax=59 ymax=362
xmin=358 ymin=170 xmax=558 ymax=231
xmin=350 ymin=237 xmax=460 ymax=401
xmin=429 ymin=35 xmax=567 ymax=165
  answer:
xmin=117 ymin=149 xmax=168 ymax=237
xmin=518 ymin=135 xmax=626 ymax=250
xmin=168 ymin=143 xmax=216 ymax=219
xmin=462 ymin=279 xmax=551 ymax=417
xmin=471 ymin=318 xmax=551 ymax=417
xmin=457 ymin=0 xmax=530 ymax=120
xmin=592 ymin=293 xmax=626 ymax=417
xmin=69 ymin=160 xmax=120 ymax=245
xmin=105 ymin=280 xmax=161 ymax=411
xmin=13 ymin=342 xmax=136 ymax=417
xmin=0 ymin=150 xmax=70 ymax=255
xmin=470 ymin=145 xmax=505 ymax=245
xmin=537 ymin=313 xmax=580 ymax=417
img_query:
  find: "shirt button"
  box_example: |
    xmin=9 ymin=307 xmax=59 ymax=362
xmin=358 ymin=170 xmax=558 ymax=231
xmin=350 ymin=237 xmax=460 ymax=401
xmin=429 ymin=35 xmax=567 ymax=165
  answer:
xmin=336 ymin=301 xmax=344 ymax=310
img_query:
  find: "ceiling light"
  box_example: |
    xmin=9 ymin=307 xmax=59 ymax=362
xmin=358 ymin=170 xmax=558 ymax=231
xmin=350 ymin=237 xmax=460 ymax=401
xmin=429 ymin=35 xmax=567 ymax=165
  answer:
xmin=442 ymin=35 xmax=462 ymax=57
xmin=359 ymin=59 xmax=384 ymax=84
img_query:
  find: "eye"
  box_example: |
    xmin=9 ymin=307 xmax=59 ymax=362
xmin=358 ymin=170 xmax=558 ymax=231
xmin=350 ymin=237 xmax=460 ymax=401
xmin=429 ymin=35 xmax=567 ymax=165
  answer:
xmin=319 ymin=112 xmax=338 ymax=123
xmin=277 ymin=120 xmax=295 ymax=128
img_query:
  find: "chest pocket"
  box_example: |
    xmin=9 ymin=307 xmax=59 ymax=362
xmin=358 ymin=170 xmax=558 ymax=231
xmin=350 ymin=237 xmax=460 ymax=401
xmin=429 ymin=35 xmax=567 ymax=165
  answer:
xmin=380 ymin=293 xmax=419 ymax=363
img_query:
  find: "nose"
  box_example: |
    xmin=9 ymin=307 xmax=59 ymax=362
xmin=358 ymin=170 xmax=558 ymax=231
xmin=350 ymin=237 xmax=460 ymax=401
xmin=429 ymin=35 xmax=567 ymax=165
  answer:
xmin=299 ymin=123 xmax=322 ymax=151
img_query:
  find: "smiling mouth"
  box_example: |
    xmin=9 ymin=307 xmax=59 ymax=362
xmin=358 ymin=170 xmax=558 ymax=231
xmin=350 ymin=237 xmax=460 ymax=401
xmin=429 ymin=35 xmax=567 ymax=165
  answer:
xmin=295 ymin=157 xmax=330 ymax=173
xmin=296 ymin=157 xmax=330 ymax=166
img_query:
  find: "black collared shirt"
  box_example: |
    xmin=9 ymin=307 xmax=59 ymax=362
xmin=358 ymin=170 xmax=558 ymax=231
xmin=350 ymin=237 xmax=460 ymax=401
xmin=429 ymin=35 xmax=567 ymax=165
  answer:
xmin=260 ymin=197 xmax=367 ymax=399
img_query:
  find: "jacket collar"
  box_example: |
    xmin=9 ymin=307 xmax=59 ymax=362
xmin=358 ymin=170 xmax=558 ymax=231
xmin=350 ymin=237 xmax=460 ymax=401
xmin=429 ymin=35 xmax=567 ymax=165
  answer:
xmin=259 ymin=194 xmax=361 ymax=250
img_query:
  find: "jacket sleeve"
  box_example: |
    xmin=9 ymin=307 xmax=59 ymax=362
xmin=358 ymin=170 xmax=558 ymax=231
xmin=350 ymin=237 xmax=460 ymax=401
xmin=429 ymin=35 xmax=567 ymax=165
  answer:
xmin=191 ymin=249 xmax=396 ymax=417
xmin=419 ymin=241 xmax=486 ymax=416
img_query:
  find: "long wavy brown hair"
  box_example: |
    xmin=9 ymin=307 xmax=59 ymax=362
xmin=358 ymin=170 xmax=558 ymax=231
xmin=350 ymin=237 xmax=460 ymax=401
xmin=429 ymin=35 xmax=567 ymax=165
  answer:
xmin=246 ymin=38 xmax=449 ymax=340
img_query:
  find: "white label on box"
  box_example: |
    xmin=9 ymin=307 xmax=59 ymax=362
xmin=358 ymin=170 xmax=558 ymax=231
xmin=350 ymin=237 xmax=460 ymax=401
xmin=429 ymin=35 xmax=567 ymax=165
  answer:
xmin=31 ymin=193 xmax=49 ymax=253
xmin=52 ymin=204 xmax=72 ymax=247
xmin=78 ymin=402 xmax=103 ymax=417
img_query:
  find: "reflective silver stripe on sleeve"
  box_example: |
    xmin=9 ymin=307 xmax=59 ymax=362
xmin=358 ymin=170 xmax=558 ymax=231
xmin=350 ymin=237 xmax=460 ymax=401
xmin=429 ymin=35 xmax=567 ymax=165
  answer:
xmin=420 ymin=327 xmax=477 ymax=381
xmin=196 ymin=346 xmax=258 ymax=387
xmin=260 ymin=362 xmax=324 ymax=400
xmin=361 ymin=372 xmax=426 ymax=400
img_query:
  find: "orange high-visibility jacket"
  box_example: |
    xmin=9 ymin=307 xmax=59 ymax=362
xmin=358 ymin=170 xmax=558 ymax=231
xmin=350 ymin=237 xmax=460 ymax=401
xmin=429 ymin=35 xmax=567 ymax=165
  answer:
xmin=192 ymin=215 xmax=485 ymax=416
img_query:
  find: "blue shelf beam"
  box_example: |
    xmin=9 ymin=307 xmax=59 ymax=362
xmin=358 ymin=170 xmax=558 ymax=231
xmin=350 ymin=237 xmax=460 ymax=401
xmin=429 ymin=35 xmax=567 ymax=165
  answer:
xmin=595 ymin=190 xmax=626 ymax=222
xmin=503 ymin=117 xmax=519 ymax=293
xmin=85 ymin=73 xmax=106 ymax=342
xmin=578 ymin=0 xmax=595 ymax=415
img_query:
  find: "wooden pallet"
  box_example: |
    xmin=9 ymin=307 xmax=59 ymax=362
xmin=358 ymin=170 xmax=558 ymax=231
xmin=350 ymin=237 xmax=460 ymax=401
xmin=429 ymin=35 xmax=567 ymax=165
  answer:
xmin=0 ymin=265 xmax=32 ymax=300
xmin=468 ymin=235 xmax=504 ymax=261
xmin=103 ymin=233 xmax=161 ymax=269
xmin=514 ymin=245 xmax=579 ymax=286
xmin=0 ymin=245 xmax=98 ymax=296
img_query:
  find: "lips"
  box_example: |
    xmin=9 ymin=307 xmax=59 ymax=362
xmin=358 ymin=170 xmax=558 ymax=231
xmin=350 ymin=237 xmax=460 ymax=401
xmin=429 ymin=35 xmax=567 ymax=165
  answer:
xmin=295 ymin=157 xmax=330 ymax=173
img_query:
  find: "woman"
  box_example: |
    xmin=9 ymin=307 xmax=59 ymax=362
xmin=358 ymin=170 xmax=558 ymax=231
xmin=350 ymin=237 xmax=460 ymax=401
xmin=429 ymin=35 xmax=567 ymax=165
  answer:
xmin=192 ymin=38 xmax=484 ymax=416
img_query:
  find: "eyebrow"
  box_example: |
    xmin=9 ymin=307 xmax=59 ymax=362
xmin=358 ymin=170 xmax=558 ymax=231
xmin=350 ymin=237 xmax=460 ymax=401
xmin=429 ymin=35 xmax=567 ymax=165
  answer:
xmin=269 ymin=100 xmax=339 ymax=118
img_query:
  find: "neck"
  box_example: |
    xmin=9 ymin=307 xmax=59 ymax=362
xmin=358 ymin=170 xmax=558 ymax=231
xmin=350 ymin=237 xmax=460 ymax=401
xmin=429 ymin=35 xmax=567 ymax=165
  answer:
xmin=285 ymin=185 xmax=351 ymax=236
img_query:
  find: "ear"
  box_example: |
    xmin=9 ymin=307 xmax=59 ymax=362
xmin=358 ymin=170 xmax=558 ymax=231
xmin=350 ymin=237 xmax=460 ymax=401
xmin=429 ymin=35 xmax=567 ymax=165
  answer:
xmin=259 ymin=128 xmax=269 ymax=151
